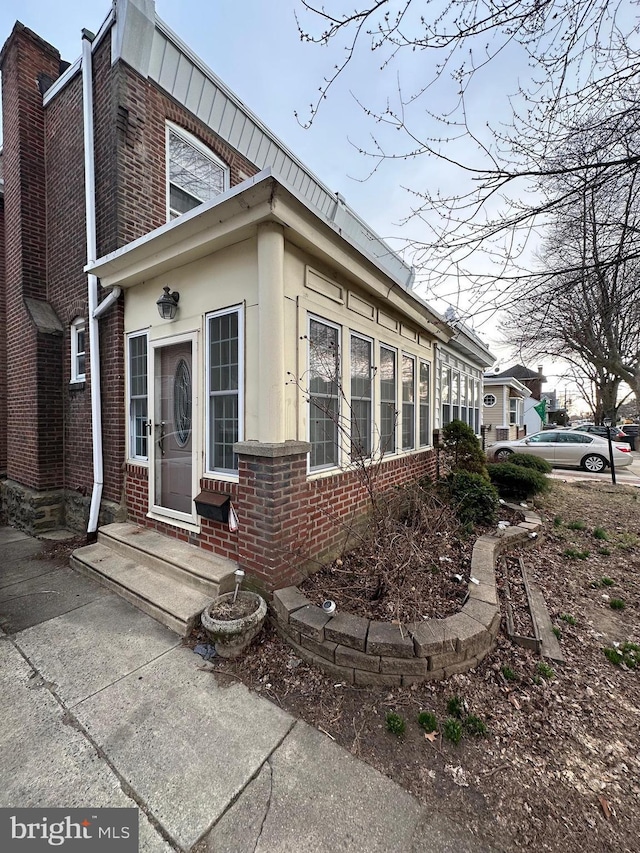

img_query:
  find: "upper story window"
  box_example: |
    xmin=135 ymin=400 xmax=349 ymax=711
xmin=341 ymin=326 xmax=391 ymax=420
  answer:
xmin=71 ymin=317 xmax=86 ymax=383
xmin=167 ymin=124 xmax=230 ymax=220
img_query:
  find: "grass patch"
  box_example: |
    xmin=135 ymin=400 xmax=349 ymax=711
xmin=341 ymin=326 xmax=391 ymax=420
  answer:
xmin=564 ymin=547 xmax=590 ymax=560
xmin=553 ymin=515 xmax=563 ymax=528
xmin=536 ymin=661 xmax=555 ymax=680
xmin=552 ymin=627 xmax=562 ymax=640
xmin=567 ymin=519 xmax=587 ymax=531
xmin=603 ymin=642 xmax=639 ymax=669
xmin=417 ymin=711 xmax=438 ymax=733
xmin=501 ymin=665 xmax=520 ymax=682
xmin=559 ymin=613 xmax=577 ymax=626
xmin=385 ymin=712 xmax=406 ymax=737
xmin=593 ymin=527 xmax=609 ymax=540
xmin=443 ymin=718 xmax=463 ymax=744
xmin=598 ymin=547 xmax=612 ymax=557
xmin=463 ymin=715 xmax=488 ymax=737
xmin=609 ymin=598 xmax=626 ymax=611
xmin=446 ymin=696 xmax=465 ymax=719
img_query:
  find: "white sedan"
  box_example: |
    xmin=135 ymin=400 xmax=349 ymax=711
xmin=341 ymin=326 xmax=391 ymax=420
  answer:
xmin=486 ymin=429 xmax=633 ymax=473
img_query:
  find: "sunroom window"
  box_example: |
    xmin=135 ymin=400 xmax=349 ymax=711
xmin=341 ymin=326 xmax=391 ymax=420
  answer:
xmin=167 ymin=125 xmax=229 ymax=220
xmin=207 ymin=308 xmax=243 ymax=474
xmin=350 ymin=334 xmax=373 ymax=459
xmin=128 ymin=333 xmax=148 ymax=460
xmin=309 ymin=318 xmax=340 ymax=470
xmin=379 ymin=346 xmax=397 ymax=454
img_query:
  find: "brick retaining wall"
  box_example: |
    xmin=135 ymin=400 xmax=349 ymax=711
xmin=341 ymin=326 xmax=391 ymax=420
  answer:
xmin=272 ymin=509 xmax=542 ymax=684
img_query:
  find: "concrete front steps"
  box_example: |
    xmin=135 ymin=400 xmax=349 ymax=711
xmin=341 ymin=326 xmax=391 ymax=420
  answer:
xmin=71 ymin=522 xmax=237 ymax=636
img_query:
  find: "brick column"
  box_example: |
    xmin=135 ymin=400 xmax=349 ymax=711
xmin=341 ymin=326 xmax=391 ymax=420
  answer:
xmin=234 ymin=440 xmax=311 ymax=594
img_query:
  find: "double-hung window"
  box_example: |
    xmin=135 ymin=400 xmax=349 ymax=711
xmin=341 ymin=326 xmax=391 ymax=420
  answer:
xmin=128 ymin=333 xmax=148 ymax=460
xmin=207 ymin=307 xmax=243 ymax=474
xmin=509 ymin=397 xmax=519 ymax=425
xmin=402 ymin=354 xmax=415 ymax=450
xmin=442 ymin=367 xmax=452 ymax=426
xmin=71 ymin=317 xmax=86 ymax=383
xmin=167 ymin=124 xmax=229 ymax=220
xmin=379 ymin=346 xmax=397 ymax=454
xmin=309 ymin=318 xmax=340 ymax=469
xmin=419 ymin=361 xmax=430 ymax=446
xmin=350 ymin=334 xmax=373 ymax=459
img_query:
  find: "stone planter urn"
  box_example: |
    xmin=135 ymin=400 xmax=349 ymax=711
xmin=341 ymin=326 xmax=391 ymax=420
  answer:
xmin=201 ymin=591 xmax=267 ymax=658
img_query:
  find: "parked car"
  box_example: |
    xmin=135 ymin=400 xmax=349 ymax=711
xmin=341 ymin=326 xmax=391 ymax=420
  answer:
xmin=486 ymin=430 xmax=633 ymax=473
xmin=568 ymin=424 xmax=627 ymax=441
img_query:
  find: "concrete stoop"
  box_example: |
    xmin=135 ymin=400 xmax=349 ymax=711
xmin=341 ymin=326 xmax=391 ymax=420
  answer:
xmin=70 ymin=522 xmax=237 ymax=636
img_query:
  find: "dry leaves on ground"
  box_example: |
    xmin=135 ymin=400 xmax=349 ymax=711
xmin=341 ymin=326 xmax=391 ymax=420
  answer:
xmin=190 ymin=480 xmax=640 ymax=853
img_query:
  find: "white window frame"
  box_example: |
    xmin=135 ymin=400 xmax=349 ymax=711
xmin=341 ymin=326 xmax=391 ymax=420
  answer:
xmin=206 ymin=305 xmax=244 ymax=477
xmin=308 ymin=315 xmax=342 ymax=472
xmin=484 ymin=393 xmax=497 ymax=408
xmin=166 ymin=122 xmax=230 ymax=221
xmin=70 ymin=317 xmax=86 ymax=383
xmin=126 ymin=331 xmax=149 ymax=462
xmin=401 ymin=353 xmax=416 ymax=451
xmin=349 ymin=332 xmax=374 ymax=460
xmin=419 ymin=360 xmax=431 ymax=447
xmin=379 ymin=344 xmax=398 ymax=456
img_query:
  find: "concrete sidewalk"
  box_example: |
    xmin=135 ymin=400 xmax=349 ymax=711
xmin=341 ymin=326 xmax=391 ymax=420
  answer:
xmin=0 ymin=526 xmax=493 ymax=853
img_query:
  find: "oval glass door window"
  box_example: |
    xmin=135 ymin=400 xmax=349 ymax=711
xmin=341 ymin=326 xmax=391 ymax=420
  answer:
xmin=174 ymin=358 xmax=192 ymax=446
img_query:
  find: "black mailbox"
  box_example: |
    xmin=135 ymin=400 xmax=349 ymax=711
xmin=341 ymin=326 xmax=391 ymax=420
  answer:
xmin=194 ymin=491 xmax=231 ymax=523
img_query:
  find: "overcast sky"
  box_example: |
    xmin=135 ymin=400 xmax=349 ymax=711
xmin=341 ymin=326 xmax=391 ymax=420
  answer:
xmin=0 ymin=0 xmax=551 ymax=372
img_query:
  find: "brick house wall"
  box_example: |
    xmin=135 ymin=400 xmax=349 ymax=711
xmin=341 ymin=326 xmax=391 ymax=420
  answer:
xmin=0 ymin=193 xmax=5 ymax=479
xmin=0 ymin=13 xmax=440 ymax=593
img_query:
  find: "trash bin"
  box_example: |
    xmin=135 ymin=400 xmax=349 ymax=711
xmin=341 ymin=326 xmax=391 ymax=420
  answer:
xmin=622 ymin=424 xmax=639 ymax=450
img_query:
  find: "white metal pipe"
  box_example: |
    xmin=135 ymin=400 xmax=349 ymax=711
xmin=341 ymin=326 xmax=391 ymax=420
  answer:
xmin=92 ymin=287 xmax=122 ymax=319
xmin=82 ymin=31 xmax=103 ymax=535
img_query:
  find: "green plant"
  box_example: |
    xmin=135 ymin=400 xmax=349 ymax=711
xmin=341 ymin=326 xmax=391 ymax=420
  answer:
xmin=553 ymin=515 xmax=563 ymax=528
xmin=446 ymin=696 xmax=465 ymax=718
xmin=559 ymin=613 xmax=577 ymax=625
xmin=601 ymin=576 xmax=614 ymax=586
xmin=566 ymin=519 xmax=587 ymax=531
xmin=501 ymin=665 xmax=520 ymax=682
xmin=442 ymin=718 xmax=463 ymax=744
xmin=603 ymin=642 xmax=639 ymax=669
xmin=463 ymin=715 xmax=488 ymax=737
xmin=614 ymin=532 xmax=640 ymax=551
xmin=536 ymin=661 xmax=555 ymax=680
xmin=610 ymin=598 xmax=626 ymax=611
xmin=441 ymin=420 xmax=488 ymax=475
xmin=552 ymin=627 xmax=562 ymax=639
xmin=598 ymin=547 xmax=612 ymax=557
xmin=447 ymin=470 xmax=499 ymax=526
xmin=417 ymin=711 xmax=438 ymax=733
xmin=507 ymin=453 xmax=553 ymax=473
xmin=593 ymin=526 xmax=609 ymax=540
xmin=563 ymin=547 xmax=590 ymax=560
xmin=487 ymin=462 xmax=550 ymax=500
xmin=385 ymin=712 xmax=406 ymax=736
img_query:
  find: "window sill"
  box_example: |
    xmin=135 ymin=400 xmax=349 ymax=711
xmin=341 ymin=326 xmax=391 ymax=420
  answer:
xmin=69 ymin=381 xmax=86 ymax=392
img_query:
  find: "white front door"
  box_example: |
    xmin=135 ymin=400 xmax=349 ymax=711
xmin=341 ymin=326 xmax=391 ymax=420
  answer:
xmin=149 ymin=335 xmax=198 ymax=525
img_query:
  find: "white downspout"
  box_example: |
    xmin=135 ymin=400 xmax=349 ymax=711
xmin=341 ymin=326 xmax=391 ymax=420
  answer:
xmin=93 ymin=286 xmax=122 ymax=319
xmin=82 ymin=29 xmax=104 ymax=536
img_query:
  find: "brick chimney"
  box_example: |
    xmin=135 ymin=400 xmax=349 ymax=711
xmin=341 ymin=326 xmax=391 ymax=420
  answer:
xmin=0 ymin=23 xmax=64 ymax=522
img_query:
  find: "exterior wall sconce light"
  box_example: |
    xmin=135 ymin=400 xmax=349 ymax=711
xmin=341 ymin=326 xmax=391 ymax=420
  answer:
xmin=156 ymin=286 xmax=180 ymax=320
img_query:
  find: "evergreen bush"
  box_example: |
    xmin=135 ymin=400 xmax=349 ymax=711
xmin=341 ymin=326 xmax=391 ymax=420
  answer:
xmin=507 ymin=453 xmax=553 ymax=474
xmin=487 ymin=462 xmax=550 ymax=499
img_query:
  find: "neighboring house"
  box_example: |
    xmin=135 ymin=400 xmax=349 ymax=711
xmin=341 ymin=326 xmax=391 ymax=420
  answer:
xmin=0 ymin=1 xmax=488 ymax=594
xmin=483 ymin=371 xmax=531 ymax=442
xmin=488 ymin=364 xmax=548 ymax=435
